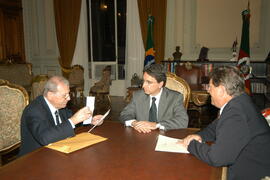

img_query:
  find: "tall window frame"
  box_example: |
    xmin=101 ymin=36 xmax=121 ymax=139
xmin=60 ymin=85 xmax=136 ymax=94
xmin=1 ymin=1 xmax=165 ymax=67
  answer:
xmin=88 ymin=0 xmax=126 ymax=81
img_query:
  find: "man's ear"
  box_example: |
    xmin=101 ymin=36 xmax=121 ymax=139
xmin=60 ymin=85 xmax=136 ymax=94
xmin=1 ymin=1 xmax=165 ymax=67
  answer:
xmin=159 ymin=81 xmax=164 ymax=88
xmin=219 ymin=85 xmax=227 ymax=97
xmin=46 ymin=91 xmax=54 ymax=100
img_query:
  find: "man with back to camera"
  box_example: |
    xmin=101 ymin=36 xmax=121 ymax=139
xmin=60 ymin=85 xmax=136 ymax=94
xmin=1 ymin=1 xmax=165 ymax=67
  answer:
xmin=179 ymin=66 xmax=270 ymax=180
xmin=120 ymin=64 xmax=188 ymax=133
xmin=19 ymin=76 xmax=103 ymax=156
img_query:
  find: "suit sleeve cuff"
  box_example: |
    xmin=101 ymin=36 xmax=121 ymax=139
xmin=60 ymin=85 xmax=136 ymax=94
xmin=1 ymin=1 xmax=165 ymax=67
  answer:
xmin=68 ymin=119 xmax=76 ymax=129
xmin=156 ymin=123 xmax=165 ymax=130
xmin=125 ymin=119 xmax=136 ymax=127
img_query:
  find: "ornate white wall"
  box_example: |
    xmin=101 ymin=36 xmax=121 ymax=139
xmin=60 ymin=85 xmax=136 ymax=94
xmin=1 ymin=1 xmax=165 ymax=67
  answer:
xmin=23 ymin=0 xmax=60 ymax=76
xmin=22 ymin=0 xmax=270 ymax=97
xmin=165 ymin=0 xmax=270 ymax=61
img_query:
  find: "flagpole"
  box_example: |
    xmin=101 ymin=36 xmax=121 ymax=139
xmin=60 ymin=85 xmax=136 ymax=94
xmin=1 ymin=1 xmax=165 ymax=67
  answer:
xmin=237 ymin=2 xmax=252 ymax=95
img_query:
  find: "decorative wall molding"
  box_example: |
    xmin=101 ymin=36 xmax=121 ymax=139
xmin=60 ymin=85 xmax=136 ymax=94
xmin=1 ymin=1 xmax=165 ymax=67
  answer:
xmin=23 ymin=0 xmax=60 ymax=76
xmin=166 ymin=0 xmax=270 ymax=61
xmin=22 ymin=0 xmax=270 ymax=97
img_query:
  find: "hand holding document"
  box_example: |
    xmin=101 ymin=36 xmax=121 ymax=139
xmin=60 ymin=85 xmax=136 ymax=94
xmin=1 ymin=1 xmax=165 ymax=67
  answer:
xmin=83 ymin=96 xmax=95 ymax=125
xmin=88 ymin=109 xmax=110 ymax=133
xmin=155 ymin=135 xmax=189 ymax=153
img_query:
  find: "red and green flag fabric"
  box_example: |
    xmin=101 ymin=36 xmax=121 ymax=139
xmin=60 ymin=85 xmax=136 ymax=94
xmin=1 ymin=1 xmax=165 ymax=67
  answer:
xmin=144 ymin=15 xmax=155 ymax=67
xmin=238 ymin=8 xmax=250 ymax=60
xmin=238 ymin=5 xmax=252 ymax=95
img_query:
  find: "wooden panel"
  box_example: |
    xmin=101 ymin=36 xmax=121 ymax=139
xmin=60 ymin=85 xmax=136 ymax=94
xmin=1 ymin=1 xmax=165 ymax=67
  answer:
xmin=0 ymin=0 xmax=25 ymax=63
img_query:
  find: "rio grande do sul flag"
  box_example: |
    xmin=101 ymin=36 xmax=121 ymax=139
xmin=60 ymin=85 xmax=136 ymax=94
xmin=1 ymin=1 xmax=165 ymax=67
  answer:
xmin=238 ymin=4 xmax=252 ymax=95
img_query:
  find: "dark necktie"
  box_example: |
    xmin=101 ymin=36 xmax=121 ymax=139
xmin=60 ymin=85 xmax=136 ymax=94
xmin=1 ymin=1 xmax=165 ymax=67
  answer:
xmin=55 ymin=110 xmax=60 ymax=125
xmin=149 ymin=97 xmax=157 ymax=122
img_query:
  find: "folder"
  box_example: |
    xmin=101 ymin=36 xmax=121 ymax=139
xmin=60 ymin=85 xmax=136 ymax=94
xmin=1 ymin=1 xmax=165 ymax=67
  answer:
xmin=46 ymin=132 xmax=107 ymax=153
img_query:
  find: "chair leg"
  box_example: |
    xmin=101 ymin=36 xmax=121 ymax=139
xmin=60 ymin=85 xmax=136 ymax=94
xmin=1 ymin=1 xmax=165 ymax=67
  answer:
xmin=79 ymin=90 xmax=84 ymax=99
xmin=107 ymin=94 xmax=111 ymax=108
xmin=197 ymin=108 xmax=202 ymax=128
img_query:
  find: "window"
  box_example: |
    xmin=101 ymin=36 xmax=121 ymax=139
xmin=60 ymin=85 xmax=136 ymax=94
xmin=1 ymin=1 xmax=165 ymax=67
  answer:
xmin=88 ymin=0 xmax=126 ymax=80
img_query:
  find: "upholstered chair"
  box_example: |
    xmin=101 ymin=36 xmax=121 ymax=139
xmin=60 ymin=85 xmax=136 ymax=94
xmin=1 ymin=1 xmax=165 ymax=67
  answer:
xmin=0 ymin=79 xmax=8 ymax=85
xmin=68 ymin=65 xmax=84 ymax=100
xmin=165 ymin=72 xmax=191 ymax=109
xmin=262 ymin=108 xmax=270 ymax=126
xmin=0 ymin=81 xmax=29 ymax=166
xmin=31 ymin=74 xmax=49 ymax=101
xmin=0 ymin=63 xmax=33 ymax=94
xmin=89 ymin=66 xmax=111 ymax=107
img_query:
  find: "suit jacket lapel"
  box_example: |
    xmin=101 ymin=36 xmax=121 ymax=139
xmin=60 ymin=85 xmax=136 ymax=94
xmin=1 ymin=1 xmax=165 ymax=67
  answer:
xmin=157 ymin=88 xmax=167 ymax=122
xmin=40 ymin=96 xmax=56 ymax=126
xmin=142 ymin=93 xmax=150 ymax=121
xmin=59 ymin=109 xmax=68 ymax=123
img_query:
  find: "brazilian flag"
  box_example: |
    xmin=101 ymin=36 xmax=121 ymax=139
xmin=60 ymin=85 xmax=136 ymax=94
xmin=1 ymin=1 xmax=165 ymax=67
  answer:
xmin=144 ymin=15 xmax=155 ymax=67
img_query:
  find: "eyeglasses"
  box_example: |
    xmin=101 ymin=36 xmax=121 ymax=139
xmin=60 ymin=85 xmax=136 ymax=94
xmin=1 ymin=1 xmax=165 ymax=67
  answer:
xmin=54 ymin=92 xmax=70 ymax=99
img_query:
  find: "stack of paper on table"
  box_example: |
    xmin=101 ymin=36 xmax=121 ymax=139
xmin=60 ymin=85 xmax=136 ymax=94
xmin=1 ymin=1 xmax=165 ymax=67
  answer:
xmin=155 ymin=134 xmax=189 ymax=153
xmin=46 ymin=132 xmax=107 ymax=153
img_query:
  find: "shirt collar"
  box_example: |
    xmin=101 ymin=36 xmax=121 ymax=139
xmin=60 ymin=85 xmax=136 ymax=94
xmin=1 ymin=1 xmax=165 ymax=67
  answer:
xmin=150 ymin=87 xmax=163 ymax=101
xmin=44 ymin=96 xmax=58 ymax=114
xmin=219 ymin=102 xmax=228 ymax=116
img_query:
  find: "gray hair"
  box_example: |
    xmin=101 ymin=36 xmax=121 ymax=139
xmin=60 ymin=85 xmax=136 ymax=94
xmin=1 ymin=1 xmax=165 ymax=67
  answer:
xmin=143 ymin=64 xmax=167 ymax=86
xmin=209 ymin=66 xmax=245 ymax=97
xmin=43 ymin=76 xmax=69 ymax=96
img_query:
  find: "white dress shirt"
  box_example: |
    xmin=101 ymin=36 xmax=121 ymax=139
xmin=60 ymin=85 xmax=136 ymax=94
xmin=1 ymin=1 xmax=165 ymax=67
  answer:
xmin=125 ymin=88 xmax=165 ymax=130
xmin=44 ymin=97 xmax=75 ymax=128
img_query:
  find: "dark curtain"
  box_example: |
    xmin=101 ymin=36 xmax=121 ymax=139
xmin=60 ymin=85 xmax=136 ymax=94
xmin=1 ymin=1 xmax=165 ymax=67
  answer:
xmin=137 ymin=0 xmax=167 ymax=64
xmin=54 ymin=0 xmax=82 ymax=77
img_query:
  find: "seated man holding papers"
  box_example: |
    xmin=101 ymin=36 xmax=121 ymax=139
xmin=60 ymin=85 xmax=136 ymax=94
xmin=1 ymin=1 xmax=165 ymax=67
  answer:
xmin=19 ymin=76 xmax=103 ymax=156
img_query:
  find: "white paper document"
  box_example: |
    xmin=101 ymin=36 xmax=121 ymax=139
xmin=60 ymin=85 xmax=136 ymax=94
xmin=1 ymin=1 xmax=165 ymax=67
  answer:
xmin=88 ymin=109 xmax=111 ymax=133
xmin=83 ymin=96 xmax=95 ymax=125
xmin=155 ymin=135 xmax=189 ymax=153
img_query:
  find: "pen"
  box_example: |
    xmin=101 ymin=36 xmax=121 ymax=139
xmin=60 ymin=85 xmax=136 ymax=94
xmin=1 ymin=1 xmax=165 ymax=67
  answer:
xmin=88 ymin=118 xmax=102 ymax=133
xmin=88 ymin=109 xmax=110 ymax=133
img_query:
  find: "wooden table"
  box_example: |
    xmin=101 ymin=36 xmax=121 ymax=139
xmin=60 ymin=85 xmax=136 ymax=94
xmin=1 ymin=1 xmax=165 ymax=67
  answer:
xmin=0 ymin=122 xmax=224 ymax=180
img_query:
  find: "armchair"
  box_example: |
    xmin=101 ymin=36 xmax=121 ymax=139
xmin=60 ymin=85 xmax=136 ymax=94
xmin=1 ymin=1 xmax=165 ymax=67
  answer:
xmin=31 ymin=74 xmax=49 ymax=101
xmin=0 ymin=81 xmax=29 ymax=165
xmin=89 ymin=66 xmax=111 ymax=107
xmin=165 ymin=72 xmax=191 ymax=109
xmin=68 ymin=65 xmax=84 ymax=101
xmin=0 ymin=63 xmax=33 ymax=94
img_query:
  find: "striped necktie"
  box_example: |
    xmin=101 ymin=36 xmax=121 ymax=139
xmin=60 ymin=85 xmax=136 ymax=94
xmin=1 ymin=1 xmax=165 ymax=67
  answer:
xmin=55 ymin=110 xmax=61 ymax=125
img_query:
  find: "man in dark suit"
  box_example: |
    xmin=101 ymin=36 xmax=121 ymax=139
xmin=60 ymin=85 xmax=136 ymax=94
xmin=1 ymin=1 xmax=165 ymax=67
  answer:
xmin=19 ymin=76 xmax=103 ymax=156
xmin=179 ymin=66 xmax=270 ymax=180
xmin=120 ymin=64 xmax=188 ymax=133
